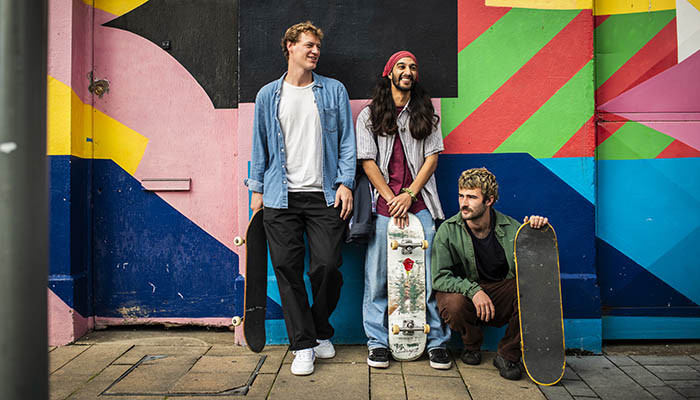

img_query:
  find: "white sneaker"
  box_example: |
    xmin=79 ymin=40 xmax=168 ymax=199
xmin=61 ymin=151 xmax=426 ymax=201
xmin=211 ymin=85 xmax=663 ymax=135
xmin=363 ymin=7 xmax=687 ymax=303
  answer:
xmin=314 ymin=339 xmax=336 ymax=359
xmin=291 ymin=348 xmax=315 ymax=376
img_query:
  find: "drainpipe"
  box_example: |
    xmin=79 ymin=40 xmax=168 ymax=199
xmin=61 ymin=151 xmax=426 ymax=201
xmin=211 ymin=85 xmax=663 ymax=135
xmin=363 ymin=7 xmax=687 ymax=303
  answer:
xmin=0 ymin=1 xmax=49 ymax=399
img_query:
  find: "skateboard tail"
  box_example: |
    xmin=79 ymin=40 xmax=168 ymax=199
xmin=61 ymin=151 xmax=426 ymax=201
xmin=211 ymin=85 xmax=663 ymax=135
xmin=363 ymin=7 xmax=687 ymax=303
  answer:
xmin=514 ymin=222 xmax=566 ymax=386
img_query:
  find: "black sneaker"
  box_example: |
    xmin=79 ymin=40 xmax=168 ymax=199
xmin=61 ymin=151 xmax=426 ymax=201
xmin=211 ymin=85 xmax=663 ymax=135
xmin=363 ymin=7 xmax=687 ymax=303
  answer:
xmin=493 ymin=354 xmax=522 ymax=380
xmin=367 ymin=347 xmax=390 ymax=368
xmin=461 ymin=349 xmax=482 ymax=365
xmin=428 ymin=348 xmax=452 ymax=370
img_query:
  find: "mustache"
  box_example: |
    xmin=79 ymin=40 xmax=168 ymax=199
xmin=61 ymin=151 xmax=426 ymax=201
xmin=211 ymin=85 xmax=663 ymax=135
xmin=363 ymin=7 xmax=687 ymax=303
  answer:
xmin=461 ymin=206 xmax=471 ymax=212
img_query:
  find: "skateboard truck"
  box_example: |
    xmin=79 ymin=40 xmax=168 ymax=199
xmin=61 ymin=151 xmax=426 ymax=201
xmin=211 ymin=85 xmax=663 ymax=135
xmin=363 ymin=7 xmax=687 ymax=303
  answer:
xmin=390 ymin=239 xmax=429 ymax=254
xmin=391 ymin=320 xmax=430 ymax=335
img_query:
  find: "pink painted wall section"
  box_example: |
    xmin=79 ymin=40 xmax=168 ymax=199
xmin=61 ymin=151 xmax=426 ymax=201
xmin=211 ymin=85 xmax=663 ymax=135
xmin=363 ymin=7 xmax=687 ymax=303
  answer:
xmin=92 ymin=7 xmax=240 ymax=252
xmin=48 ymin=289 xmax=92 ymax=346
xmin=48 ymin=0 xmax=92 ymax=95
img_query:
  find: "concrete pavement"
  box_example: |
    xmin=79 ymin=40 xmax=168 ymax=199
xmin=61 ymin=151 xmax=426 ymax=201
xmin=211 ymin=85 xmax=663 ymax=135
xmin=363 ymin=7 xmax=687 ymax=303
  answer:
xmin=49 ymin=328 xmax=700 ymax=399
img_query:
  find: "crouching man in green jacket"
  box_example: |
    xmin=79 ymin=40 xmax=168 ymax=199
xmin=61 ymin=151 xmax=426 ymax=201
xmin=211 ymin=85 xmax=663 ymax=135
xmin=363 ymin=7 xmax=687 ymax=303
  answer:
xmin=431 ymin=167 xmax=548 ymax=381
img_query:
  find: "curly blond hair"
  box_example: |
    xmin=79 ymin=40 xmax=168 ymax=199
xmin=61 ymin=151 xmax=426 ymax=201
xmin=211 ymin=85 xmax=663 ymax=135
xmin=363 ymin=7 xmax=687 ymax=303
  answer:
xmin=281 ymin=21 xmax=324 ymax=61
xmin=458 ymin=167 xmax=499 ymax=202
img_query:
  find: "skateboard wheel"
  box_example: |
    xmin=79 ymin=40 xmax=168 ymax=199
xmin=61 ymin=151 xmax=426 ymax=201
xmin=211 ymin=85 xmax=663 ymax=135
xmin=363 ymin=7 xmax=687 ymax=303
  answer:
xmin=233 ymin=236 xmax=245 ymax=246
xmin=391 ymin=325 xmax=400 ymax=335
xmin=421 ymin=240 xmax=429 ymax=250
xmin=231 ymin=316 xmax=242 ymax=326
xmin=390 ymin=240 xmax=399 ymax=250
xmin=424 ymin=324 xmax=430 ymax=334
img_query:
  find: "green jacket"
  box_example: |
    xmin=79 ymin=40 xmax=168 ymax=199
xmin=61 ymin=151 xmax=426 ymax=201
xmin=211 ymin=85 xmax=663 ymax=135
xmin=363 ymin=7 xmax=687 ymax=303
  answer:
xmin=431 ymin=209 xmax=521 ymax=299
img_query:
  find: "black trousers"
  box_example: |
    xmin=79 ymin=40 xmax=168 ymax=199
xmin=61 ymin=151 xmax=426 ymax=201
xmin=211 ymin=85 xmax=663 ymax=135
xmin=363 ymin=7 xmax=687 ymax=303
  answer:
xmin=263 ymin=192 xmax=345 ymax=350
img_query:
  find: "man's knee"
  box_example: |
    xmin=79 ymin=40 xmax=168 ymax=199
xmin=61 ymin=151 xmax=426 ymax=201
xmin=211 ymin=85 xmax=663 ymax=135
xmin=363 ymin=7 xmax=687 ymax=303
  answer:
xmin=437 ymin=292 xmax=470 ymax=323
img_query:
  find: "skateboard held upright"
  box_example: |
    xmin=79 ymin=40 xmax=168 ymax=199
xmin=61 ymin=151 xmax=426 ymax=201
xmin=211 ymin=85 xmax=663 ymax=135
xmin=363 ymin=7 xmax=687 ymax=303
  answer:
xmin=514 ymin=221 xmax=565 ymax=385
xmin=232 ymin=209 xmax=268 ymax=353
xmin=387 ymin=213 xmax=430 ymax=361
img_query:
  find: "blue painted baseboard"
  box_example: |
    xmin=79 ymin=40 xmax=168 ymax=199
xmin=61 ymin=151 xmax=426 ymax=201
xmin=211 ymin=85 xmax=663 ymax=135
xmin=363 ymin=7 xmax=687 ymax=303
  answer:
xmin=603 ymin=316 xmax=700 ymax=339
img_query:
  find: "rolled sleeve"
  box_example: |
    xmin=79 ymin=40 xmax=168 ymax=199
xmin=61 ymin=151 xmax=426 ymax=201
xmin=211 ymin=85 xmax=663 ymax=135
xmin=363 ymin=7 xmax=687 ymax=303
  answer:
xmin=424 ymin=117 xmax=444 ymax=158
xmin=355 ymin=107 xmax=377 ymax=160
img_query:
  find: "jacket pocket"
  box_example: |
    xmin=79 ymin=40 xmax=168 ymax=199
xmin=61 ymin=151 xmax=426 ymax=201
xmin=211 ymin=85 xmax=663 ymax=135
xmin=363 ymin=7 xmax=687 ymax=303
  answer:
xmin=322 ymin=108 xmax=338 ymax=134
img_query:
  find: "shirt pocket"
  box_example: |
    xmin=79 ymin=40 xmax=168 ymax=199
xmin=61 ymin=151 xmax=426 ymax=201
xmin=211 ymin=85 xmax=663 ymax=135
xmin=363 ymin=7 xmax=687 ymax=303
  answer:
xmin=321 ymin=108 xmax=338 ymax=134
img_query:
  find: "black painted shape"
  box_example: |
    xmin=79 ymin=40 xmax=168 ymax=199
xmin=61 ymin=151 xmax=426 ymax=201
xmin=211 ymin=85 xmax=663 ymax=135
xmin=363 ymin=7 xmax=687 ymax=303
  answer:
xmin=515 ymin=224 xmax=565 ymax=385
xmin=104 ymin=0 xmax=238 ymax=108
xmin=239 ymin=0 xmax=458 ymax=102
xmin=243 ymin=209 xmax=268 ymax=353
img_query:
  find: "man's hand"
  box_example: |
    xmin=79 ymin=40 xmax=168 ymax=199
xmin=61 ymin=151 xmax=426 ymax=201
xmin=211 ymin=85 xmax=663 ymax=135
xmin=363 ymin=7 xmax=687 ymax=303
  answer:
xmin=524 ymin=215 xmax=549 ymax=229
xmin=250 ymin=192 xmax=263 ymax=212
xmin=334 ymin=184 xmax=353 ymax=220
xmin=392 ymin=215 xmax=409 ymax=229
xmin=472 ymin=290 xmax=495 ymax=322
xmin=388 ymin=192 xmax=412 ymax=218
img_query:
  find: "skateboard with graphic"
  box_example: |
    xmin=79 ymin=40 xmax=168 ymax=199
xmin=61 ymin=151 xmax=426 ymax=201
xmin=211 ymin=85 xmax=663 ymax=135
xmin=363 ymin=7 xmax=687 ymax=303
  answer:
xmin=387 ymin=212 xmax=430 ymax=361
xmin=232 ymin=209 xmax=267 ymax=353
xmin=514 ymin=221 xmax=566 ymax=385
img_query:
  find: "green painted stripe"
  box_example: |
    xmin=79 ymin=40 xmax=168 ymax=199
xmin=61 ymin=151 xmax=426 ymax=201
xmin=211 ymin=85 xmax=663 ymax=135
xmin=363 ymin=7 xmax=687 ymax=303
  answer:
xmin=494 ymin=61 xmax=594 ymax=158
xmin=594 ymin=10 xmax=675 ymax=89
xmin=441 ymin=9 xmax=579 ymax=136
xmin=596 ymin=121 xmax=674 ymax=160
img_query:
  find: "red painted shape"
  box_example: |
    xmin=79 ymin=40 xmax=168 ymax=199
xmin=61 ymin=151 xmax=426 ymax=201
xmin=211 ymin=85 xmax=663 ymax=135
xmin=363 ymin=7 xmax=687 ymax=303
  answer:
xmin=656 ymin=140 xmax=700 ymax=158
xmin=594 ymin=15 xmax=610 ymax=28
xmin=596 ymin=117 xmax=627 ymax=146
xmin=554 ymin=117 xmax=595 ymax=157
xmin=595 ymin=18 xmax=677 ymax=106
xmin=459 ymin=1 xmax=510 ymax=51
xmin=444 ymin=11 xmax=593 ymax=155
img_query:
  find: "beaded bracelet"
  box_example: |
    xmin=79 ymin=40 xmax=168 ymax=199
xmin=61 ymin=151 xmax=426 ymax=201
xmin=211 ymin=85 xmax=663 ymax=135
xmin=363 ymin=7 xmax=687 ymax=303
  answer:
xmin=401 ymin=187 xmax=417 ymax=203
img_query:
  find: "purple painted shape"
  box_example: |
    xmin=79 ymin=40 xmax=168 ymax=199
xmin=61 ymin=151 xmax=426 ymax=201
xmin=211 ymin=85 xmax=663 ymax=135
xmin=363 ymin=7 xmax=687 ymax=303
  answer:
xmin=599 ymin=50 xmax=700 ymax=113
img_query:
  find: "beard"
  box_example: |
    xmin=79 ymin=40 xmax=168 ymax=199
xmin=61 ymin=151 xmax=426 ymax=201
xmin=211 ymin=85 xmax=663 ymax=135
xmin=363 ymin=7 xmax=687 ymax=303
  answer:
xmin=461 ymin=205 xmax=487 ymax=221
xmin=391 ymin=73 xmax=414 ymax=92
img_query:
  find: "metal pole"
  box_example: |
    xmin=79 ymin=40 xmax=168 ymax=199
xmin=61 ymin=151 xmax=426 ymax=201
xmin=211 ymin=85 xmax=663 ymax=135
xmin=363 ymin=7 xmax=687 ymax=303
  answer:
xmin=0 ymin=1 xmax=49 ymax=399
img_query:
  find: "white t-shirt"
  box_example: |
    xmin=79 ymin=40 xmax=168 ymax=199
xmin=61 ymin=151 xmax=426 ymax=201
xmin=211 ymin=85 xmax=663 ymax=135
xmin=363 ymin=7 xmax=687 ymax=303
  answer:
xmin=278 ymin=81 xmax=323 ymax=192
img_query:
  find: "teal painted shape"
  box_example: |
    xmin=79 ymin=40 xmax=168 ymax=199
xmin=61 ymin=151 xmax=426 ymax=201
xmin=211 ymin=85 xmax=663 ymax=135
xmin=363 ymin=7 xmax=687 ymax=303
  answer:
xmin=598 ymin=158 xmax=700 ymax=305
xmin=603 ymin=316 xmax=700 ymax=339
xmin=537 ymin=157 xmax=595 ymax=205
xmin=565 ymin=318 xmax=602 ymax=353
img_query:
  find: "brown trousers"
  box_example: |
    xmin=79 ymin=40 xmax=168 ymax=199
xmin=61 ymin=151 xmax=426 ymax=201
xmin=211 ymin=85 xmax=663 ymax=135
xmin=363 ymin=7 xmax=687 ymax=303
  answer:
xmin=436 ymin=279 xmax=521 ymax=362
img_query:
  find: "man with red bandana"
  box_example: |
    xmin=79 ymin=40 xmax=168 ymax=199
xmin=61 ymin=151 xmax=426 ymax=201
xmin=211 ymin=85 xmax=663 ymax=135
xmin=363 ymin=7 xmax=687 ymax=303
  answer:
xmin=355 ymin=51 xmax=451 ymax=370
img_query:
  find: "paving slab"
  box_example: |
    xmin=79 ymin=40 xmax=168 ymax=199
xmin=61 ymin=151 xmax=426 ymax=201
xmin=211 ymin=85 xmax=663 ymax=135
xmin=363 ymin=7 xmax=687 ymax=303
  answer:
xmin=370 ymin=372 xmax=408 ymax=399
xmin=113 ymin=344 xmax=208 ymax=364
xmin=619 ymin=365 xmax=665 ymax=386
xmin=268 ymin=361 xmax=369 ymax=400
xmin=645 ymin=385 xmax=686 ymax=400
xmin=630 ymin=355 xmax=700 ymax=366
xmin=458 ymin=363 xmax=545 ymax=400
xmin=61 ymin=364 xmax=161 ymax=400
xmin=400 ymin=354 xmax=460 ymax=377
xmin=605 ymin=356 xmax=638 ymax=368
xmin=646 ymin=365 xmax=700 ymax=381
xmin=206 ymin=345 xmax=286 ymax=374
xmin=405 ymin=375 xmax=470 ymax=399
xmin=566 ymin=356 xmax=655 ymax=400
xmin=49 ymin=343 xmax=132 ymax=400
xmin=76 ymin=327 xmax=236 ymax=346
xmin=561 ymin=379 xmax=597 ymax=397
xmin=48 ymin=344 xmax=90 ymax=374
xmin=666 ymin=380 xmax=700 ymax=397
xmin=370 ymin=359 xmax=403 ymax=375
xmin=282 ymin=344 xmax=365 ymax=365
xmin=539 ymin=385 xmax=575 ymax=400
xmin=563 ymin=366 xmax=581 ymax=380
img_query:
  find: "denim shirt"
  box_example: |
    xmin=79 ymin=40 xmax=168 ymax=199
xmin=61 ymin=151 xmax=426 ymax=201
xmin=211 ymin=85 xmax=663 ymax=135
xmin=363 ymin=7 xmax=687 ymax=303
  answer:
xmin=245 ymin=72 xmax=356 ymax=208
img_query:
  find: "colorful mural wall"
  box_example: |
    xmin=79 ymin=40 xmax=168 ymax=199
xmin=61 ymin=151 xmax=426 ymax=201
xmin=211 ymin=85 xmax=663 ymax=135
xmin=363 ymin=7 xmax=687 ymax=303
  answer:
xmin=47 ymin=0 xmax=699 ymax=351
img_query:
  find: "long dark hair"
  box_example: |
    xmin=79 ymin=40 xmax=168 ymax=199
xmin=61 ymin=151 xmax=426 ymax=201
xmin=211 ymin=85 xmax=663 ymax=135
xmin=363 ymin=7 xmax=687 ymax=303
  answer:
xmin=367 ymin=77 xmax=440 ymax=140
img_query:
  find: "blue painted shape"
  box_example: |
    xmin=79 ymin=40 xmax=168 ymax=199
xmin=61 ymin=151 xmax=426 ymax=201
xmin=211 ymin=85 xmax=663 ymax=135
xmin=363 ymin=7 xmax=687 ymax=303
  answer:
xmin=598 ymin=158 xmax=700 ymax=305
xmin=434 ymin=153 xmax=599 ymax=319
xmin=565 ymin=318 xmax=601 ymax=353
xmin=92 ymin=159 xmax=241 ymax=317
xmin=48 ymin=155 xmax=93 ymax=316
xmin=537 ymin=157 xmax=595 ymax=205
xmin=598 ymin=238 xmax=699 ymax=317
xmin=603 ymin=316 xmax=700 ymax=339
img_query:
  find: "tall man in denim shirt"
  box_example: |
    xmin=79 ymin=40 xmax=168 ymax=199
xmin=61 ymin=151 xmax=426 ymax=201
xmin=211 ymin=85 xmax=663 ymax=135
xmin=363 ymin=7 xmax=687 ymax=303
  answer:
xmin=244 ymin=21 xmax=356 ymax=376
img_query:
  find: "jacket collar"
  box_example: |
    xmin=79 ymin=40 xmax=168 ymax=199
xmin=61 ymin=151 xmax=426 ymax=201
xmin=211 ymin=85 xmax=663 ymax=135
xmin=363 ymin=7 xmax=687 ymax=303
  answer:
xmin=274 ymin=71 xmax=323 ymax=94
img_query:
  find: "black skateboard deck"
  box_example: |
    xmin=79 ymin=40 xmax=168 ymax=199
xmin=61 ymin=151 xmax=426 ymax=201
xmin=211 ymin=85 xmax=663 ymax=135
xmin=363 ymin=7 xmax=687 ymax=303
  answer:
xmin=514 ymin=222 xmax=565 ymax=386
xmin=232 ymin=209 xmax=267 ymax=353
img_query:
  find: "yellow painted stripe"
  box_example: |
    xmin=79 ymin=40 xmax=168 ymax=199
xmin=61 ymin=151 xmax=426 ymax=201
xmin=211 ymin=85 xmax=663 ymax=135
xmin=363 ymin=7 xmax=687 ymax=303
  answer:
xmin=84 ymin=0 xmax=149 ymax=16
xmin=485 ymin=0 xmax=676 ymax=13
xmin=593 ymin=0 xmax=675 ymax=14
xmin=689 ymin=0 xmax=700 ymax=11
xmin=485 ymin=0 xmax=593 ymax=9
xmin=47 ymin=76 xmax=148 ymax=176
